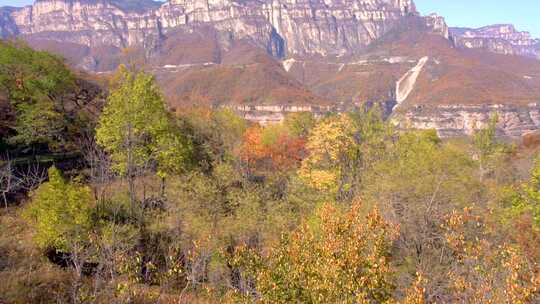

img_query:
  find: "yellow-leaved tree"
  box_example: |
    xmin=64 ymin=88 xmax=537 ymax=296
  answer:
xmin=24 ymin=166 xmax=92 ymax=252
xmin=299 ymin=114 xmax=356 ymax=195
xmin=442 ymin=208 xmax=540 ymax=303
xmin=231 ymin=202 xmax=398 ymax=304
xmin=299 ymin=108 xmax=392 ymax=200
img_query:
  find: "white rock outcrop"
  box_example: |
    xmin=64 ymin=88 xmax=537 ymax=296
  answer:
xmin=450 ymin=24 xmax=540 ymax=59
xmin=394 ymin=56 xmax=428 ymax=108
xmin=398 ymin=104 xmax=540 ymax=137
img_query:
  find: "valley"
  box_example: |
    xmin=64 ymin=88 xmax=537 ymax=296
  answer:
xmin=1 ymin=1 xmax=540 ymax=302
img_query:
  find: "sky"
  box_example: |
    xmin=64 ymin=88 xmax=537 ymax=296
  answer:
xmin=0 ymin=0 xmax=539 ymax=37
xmin=415 ymin=0 xmax=539 ymax=37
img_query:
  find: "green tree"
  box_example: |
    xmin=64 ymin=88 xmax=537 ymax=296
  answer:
xmin=24 ymin=166 xmax=92 ymax=251
xmin=502 ymin=154 xmax=540 ymax=229
xmin=177 ymin=107 xmax=247 ymax=169
xmin=473 ymin=115 xmax=511 ymax=181
xmin=11 ymin=100 xmax=65 ymax=148
xmin=96 ymin=67 xmax=191 ymax=206
xmin=362 ymin=130 xmax=481 ymax=297
xmin=0 ymin=41 xmax=76 ymax=150
xmin=283 ymin=112 xmax=316 ymax=138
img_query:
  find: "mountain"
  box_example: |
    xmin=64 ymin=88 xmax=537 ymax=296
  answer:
xmin=1 ymin=0 xmax=540 ymax=137
xmin=450 ymin=24 xmax=540 ymax=60
xmin=284 ymin=17 xmax=540 ymax=137
xmin=0 ymin=0 xmax=422 ymax=71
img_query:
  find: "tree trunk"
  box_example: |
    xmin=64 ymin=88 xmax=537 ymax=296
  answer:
xmin=160 ymin=176 xmax=166 ymax=198
xmin=2 ymin=192 xmax=7 ymax=209
xmin=126 ymin=123 xmax=137 ymax=218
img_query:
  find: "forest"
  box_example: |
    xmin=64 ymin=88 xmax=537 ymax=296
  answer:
xmin=0 ymin=41 xmax=539 ymax=303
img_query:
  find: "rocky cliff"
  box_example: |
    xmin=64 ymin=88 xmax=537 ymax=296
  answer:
xmin=397 ymin=104 xmax=540 ymax=138
xmin=0 ymin=0 xmax=425 ymax=71
xmin=450 ymin=24 xmax=540 ymax=59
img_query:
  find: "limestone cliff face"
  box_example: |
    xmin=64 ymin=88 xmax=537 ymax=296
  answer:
xmin=397 ymin=104 xmax=540 ymax=137
xmin=260 ymin=0 xmax=416 ymax=56
xmin=0 ymin=0 xmax=420 ymax=68
xmin=227 ymin=102 xmax=540 ymax=138
xmin=424 ymin=13 xmax=448 ymax=39
xmin=450 ymin=24 xmax=540 ymax=59
xmin=230 ymin=104 xmax=341 ymax=124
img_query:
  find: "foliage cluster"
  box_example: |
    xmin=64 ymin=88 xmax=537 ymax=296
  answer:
xmin=0 ymin=41 xmax=81 ymax=151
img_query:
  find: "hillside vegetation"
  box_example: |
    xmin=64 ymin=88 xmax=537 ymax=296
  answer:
xmin=0 ymin=41 xmax=104 ymax=155
xmin=0 ymin=42 xmax=539 ymax=304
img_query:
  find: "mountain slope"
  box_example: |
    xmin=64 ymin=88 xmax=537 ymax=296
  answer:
xmin=279 ymin=17 xmax=540 ymax=136
xmin=154 ymin=43 xmax=328 ymax=109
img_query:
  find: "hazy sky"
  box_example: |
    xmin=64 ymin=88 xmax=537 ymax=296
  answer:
xmin=1 ymin=0 xmax=539 ymax=37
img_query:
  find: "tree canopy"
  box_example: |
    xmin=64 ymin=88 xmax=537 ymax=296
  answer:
xmin=96 ymin=66 xmax=192 ymax=178
xmin=24 ymin=166 xmax=92 ymax=251
xmin=0 ymin=41 xmax=77 ymax=150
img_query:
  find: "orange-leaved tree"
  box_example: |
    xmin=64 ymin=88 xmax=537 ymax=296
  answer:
xmin=231 ymin=202 xmax=398 ymax=304
xmin=442 ymin=208 xmax=540 ymax=303
xmin=239 ymin=124 xmax=306 ymax=174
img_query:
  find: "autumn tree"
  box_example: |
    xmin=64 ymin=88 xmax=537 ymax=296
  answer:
xmin=442 ymin=208 xmax=540 ymax=303
xmin=361 ymin=130 xmax=481 ymax=297
xmin=505 ymin=155 xmax=540 ymax=227
xmin=231 ymin=202 xmax=398 ymax=303
xmin=283 ymin=111 xmax=316 ymax=138
xmin=177 ymin=107 xmax=247 ymax=171
xmin=298 ymin=114 xmax=356 ymax=195
xmin=498 ymin=154 xmax=540 ymax=260
xmin=240 ymin=124 xmax=306 ymax=174
xmin=473 ymin=115 xmax=512 ymax=181
xmin=239 ymin=125 xmax=266 ymax=172
xmin=299 ymin=108 xmax=392 ymax=200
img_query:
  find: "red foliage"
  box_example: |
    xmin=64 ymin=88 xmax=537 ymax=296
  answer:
xmin=239 ymin=126 xmax=266 ymax=163
xmin=239 ymin=125 xmax=306 ymax=173
xmin=271 ymin=133 xmax=306 ymax=171
xmin=522 ymin=132 xmax=540 ymax=149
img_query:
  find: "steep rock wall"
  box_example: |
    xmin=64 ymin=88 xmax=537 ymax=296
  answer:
xmin=397 ymin=104 xmax=540 ymax=137
xmin=0 ymin=0 xmax=419 ymax=66
xmin=450 ymin=24 xmax=540 ymax=59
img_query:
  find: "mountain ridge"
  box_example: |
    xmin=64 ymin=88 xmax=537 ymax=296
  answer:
xmin=0 ymin=0 xmax=422 ymax=71
xmin=450 ymin=24 xmax=540 ymax=60
xmin=1 ymin=0 xmax=540 ymax=137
